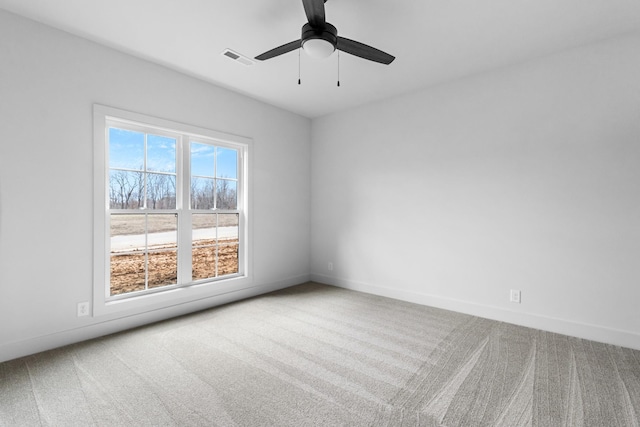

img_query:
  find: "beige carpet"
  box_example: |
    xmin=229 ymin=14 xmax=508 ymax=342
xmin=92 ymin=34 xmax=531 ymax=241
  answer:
xmin=1 ymin=282 xmax=639 ymax=426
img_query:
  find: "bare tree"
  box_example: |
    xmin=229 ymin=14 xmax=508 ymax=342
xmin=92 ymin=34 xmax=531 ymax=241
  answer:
xmin=216 ymin=179 xmax=237 ymax=210
xmin=164 ymin=175 xmax=176 ymax=209
xmin=147 ymin=173 xmax=176 ymax=209
xmin=110 ymin=171 xmax=137 ymax=209
xmin=147 ymin=173 xmax=163 ymax=209
xmin=109 ymin=175 xmax=119 ymax=208
xmin=134 ymin=170 xmax=144 ymax=208
xmin=191 ymin=178 xmax=215 ymax=209
xmin=190 ymin=177 xmax=199 ymax=209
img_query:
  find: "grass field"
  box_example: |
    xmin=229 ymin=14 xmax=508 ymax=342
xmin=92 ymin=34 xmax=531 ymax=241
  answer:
xmin=110 ymin=213 xmax=239 ymax=235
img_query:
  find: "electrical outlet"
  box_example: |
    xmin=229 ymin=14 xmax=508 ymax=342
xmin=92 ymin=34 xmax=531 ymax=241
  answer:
xmin=77 ymin=301 xmax=90 ymax=317
xmin=510 ymin=290 xmax=521 ymax=304
xmin=328 ymin=262 xmax=333 ymax=271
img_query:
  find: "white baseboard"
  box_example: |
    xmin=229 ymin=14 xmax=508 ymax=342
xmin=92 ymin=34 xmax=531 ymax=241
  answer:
xmin=0 ymin=275 xmax=309 ymax=363
xmin=311 ymin=273 xmax=640 ymax=351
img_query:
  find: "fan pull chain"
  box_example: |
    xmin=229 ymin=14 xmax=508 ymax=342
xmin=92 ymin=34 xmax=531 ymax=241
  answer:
xmin=337 ymin=50 xmax=341 ymax=87
xmin=298 ymin=48 xmax=301 ymax=85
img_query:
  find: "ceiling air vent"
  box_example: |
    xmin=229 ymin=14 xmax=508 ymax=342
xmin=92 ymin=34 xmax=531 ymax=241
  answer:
xmin=222 ymin=49 xmax=254 ymax=66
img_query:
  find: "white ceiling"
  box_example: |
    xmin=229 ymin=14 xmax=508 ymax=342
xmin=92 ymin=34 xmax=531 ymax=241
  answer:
xmin=2 ymin=0 xmax=640 ymax=118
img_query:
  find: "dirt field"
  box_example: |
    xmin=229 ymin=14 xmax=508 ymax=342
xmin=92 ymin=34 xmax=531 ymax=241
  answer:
xmin=109 ymin=213 xmax=240 ymax=296
xmin=110 ymin=239 xmax=239 ymax=296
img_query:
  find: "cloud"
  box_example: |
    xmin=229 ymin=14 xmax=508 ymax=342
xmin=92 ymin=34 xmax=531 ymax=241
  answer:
xmin=191 ymin=143 xmax=215 ymax=158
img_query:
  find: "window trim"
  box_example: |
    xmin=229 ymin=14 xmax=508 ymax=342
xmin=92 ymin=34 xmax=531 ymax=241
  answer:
xmin=93 ymin=104 xmax=253 ymax=317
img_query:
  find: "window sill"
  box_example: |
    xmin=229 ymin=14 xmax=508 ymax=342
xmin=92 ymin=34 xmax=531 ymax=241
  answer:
xmin=94 ymin=275 xmax=253 ymax=317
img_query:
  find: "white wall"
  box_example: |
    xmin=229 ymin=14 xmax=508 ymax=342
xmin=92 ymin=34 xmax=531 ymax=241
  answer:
xmin=311 ymin=33 xmax=640 ymax=350
xmin=0 ymin=10 xmax=311 ymax=362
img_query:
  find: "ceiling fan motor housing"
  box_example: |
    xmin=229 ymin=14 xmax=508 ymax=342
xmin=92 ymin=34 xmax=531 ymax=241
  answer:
xmin=301 ymin=22 xmax=337 ymax=49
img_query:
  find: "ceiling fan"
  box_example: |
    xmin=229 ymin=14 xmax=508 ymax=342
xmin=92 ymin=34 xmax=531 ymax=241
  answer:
xmin=255 ymin=0 xmax=395 ymax=65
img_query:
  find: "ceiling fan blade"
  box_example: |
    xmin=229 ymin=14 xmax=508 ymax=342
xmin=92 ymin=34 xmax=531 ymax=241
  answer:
xmin=302 ymin=0 xmax=326 ymax=28
xmin=255 ymin=40 xmax=301 ymax=61
xmin=337 ymin=37 xmax=395 ymax=65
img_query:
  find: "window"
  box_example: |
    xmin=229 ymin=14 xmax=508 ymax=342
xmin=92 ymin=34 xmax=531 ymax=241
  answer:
xmin=94 ymin=105 xmax=252 ymax=315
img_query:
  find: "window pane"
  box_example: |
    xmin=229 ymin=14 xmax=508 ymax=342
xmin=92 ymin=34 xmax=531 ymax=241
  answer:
xmin=191 ymin=142 xmax=215 ymax=177
xmin=192 ymin=246 xmax=216 ymax=281
xmin=191 ymin=177 xmax=215 ymax=209
xmin=109 ymin=170 xmax=144 ymax=209
xmin=147 ymin=215 xmax=177 ymax=288
xmin=192 ymin=213 xmax=216 ymax=246
xmin=109 ymin=128 xmax=144 ymax=170
xmin=147 ymin=214 xmax=177 ymax=249
xmin=216 ymin=147 xmax=237 ymax=179
xmin=216 ymin=214 xmax=238 ymax=277
xmin=216 ymin=179 xmax=237 ymax=210
xmin=218 ymin=213 xmax=239 ymax=242
xmin=218 ymin=243 xmax=239 ymax=276
xmin=110 ymin=214 xmax=146 ymax=296
xmin=110 ymin=214 xmax=145 ymax=253
xmin=148 ymin=250 xmax=177 ymax=288
xmin=146 ymin=173 xmax=176 ymax=209
xmin=110 ymin=253 xmax=145 ymax=295
xmin=147 ymin=134 xmax=176 ymax=173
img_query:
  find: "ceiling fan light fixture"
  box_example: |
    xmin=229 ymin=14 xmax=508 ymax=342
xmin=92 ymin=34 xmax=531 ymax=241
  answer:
xmin=254 ymin=2 xmax=394 ymax=65
xmin=302 ymin=38 xmax=335 ymax=58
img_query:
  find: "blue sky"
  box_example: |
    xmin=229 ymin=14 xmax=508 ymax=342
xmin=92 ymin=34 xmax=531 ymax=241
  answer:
xmin=191 ymin=142 xmax=237 ymax=179
xmin=109 ymin=127 xmax=237 ymax=178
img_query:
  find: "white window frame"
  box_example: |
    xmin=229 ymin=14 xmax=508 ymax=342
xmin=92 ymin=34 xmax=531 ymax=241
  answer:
xmin=93 ymin=105 xmax=253 ymax=316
